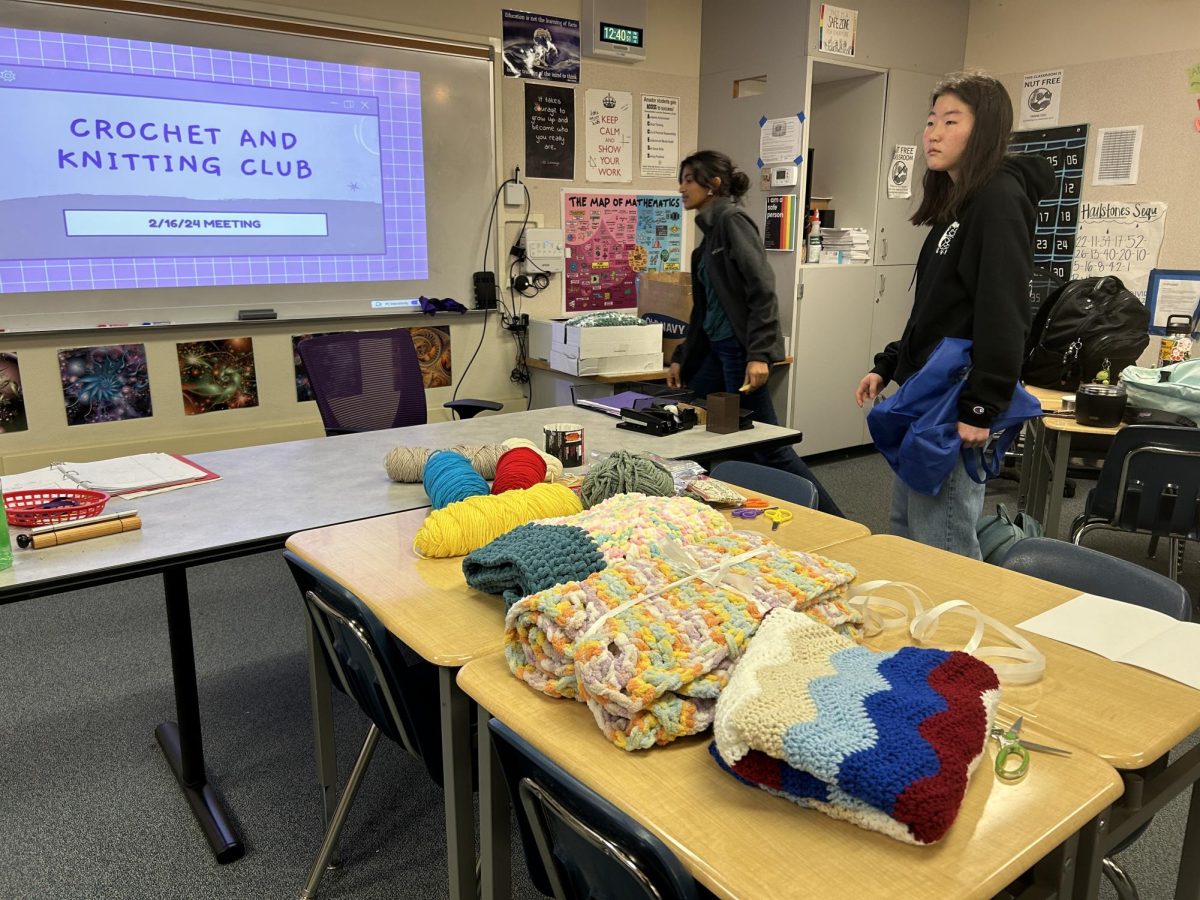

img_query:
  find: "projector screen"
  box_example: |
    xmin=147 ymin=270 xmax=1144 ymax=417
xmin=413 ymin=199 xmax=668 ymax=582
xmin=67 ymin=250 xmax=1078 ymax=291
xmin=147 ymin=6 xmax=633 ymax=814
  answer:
xmin=0 ymin=0 xmax=499 ymax=332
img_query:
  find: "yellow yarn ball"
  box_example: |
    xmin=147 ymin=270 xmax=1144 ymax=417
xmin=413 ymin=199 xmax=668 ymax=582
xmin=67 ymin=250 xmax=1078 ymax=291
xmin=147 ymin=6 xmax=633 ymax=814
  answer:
xmin=412 ymin=482 xmax=582 ymax=558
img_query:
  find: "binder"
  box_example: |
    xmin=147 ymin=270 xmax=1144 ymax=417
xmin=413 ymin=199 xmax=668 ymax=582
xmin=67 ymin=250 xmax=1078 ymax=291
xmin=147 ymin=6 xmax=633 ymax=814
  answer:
xmin=4 ymin=453 xmax=220 ymax=498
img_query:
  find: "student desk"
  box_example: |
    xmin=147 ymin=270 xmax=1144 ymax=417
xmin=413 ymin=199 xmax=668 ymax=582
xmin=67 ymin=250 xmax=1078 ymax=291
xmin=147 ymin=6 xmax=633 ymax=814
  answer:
xmin=459 ymin=651 xmax=1121 ymax=900
xmin=819 ymin=534 xmax=1200 ymax=898
xmin=0 ymin=405 xmax=802 ymax=865
xmin=1019 ymin=385 xmax=1122 ymax=539
xmin=283 ymin=500 xmax=866 ymax=900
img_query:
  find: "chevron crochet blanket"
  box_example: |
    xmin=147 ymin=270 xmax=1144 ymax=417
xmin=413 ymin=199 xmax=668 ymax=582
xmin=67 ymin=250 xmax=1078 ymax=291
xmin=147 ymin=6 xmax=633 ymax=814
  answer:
xmin=505 ymin=531 xmax=860 ymax=750
xmin=711 ymin=608 xmax=999 ymax=844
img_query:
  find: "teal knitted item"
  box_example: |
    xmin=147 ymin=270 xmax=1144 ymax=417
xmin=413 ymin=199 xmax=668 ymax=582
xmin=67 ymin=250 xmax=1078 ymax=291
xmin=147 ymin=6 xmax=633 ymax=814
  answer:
xmin=463 ymin=523 xmax=606 ymax=608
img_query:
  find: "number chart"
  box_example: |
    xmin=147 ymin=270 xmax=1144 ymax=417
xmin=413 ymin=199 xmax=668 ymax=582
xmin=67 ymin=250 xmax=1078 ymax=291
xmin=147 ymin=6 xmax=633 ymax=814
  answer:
xmin=1009 ymin=124 xmax=1089 ymax=307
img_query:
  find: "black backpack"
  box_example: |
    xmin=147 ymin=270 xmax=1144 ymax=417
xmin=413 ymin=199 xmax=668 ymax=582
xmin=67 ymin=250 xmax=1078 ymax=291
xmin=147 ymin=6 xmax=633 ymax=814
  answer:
xmin=1022 ymin=276 xmax=1149 ymax=390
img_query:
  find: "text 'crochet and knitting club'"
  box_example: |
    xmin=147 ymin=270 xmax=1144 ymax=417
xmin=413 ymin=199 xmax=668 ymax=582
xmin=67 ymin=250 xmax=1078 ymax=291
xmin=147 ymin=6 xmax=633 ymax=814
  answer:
xmin=711 ymin=608 xmax=1000 ymax=845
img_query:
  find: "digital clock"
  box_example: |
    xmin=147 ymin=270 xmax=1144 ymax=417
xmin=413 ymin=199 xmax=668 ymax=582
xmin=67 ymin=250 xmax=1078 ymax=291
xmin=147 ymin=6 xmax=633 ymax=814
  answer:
xmin=600 ymin=22 xmax=643 ymax=48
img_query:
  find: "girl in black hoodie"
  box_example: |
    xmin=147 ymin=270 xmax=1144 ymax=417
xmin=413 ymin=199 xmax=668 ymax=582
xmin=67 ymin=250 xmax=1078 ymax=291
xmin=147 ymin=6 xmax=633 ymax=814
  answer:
xmin=855 ymin=72 xmax=1054 ymax=557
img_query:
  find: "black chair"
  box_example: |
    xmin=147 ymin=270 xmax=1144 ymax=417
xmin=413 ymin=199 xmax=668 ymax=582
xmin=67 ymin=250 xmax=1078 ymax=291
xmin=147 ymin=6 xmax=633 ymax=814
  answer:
xmin=297 ymin=328 xmax=501 ymax=435
xmin=1000 ymin=537 xmax=1192 ymax=899
xmin=1069 ymin=424 xmax=1200 ymax=586
xmin=284 ymin=551 xmax=460 ymax=899
xmin=709 ymin=460 xmax=819 ymax=509
xmin=488 ymin=719 xmax=703 ymax=900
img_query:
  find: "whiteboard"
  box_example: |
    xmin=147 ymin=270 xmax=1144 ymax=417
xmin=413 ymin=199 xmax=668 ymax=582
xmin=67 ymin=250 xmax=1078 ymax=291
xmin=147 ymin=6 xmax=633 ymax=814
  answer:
xmin=0 ymin=0 xmax=500 ymax=333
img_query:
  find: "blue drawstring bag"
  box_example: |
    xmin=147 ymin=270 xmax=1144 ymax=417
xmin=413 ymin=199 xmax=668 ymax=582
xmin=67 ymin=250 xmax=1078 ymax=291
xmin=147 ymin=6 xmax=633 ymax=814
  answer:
xmin=867 ymin=337 xmax=1043 ymax=496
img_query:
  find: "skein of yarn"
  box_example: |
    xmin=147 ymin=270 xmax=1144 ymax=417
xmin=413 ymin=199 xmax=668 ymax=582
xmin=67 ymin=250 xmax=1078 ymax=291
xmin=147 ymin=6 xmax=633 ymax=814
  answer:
xmin=580 ymin=451 xmax=675 ymax=509
xmin=384 ymin=446 xmax=434 ymax=483
xmin=384 ymin=439 xmax=562 ymax=483
xmin=414 ymin=482 xmax=582 ymax=558
xmin=451 ymin=444 xmax=505 ymax=479
xmin=502 ymin=437 xmax=564 ymax=482
xmin=423 ymin=451 xmax=491 ymax=510
xmin=491 ymin=446 xmax=547 ymax=494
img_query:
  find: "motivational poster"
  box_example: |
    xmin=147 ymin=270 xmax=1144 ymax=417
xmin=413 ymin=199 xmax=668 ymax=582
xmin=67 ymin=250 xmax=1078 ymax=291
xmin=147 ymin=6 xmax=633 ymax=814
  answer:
xmin=501 ymin=10 xmax=580 ymax=82
xmin=763 ymin=194 xmax=798 ymax=252
xmin=585 ymin=90 xmax=633 ymax=183
xmin=818 ymin=4 xmax=857 ymax=57
xmin=562 ymin=190 xmax=686 ymax=313
xmin=177 ymin=338 xmax=259 ymax=415
xmin=640 ymin=94 xmax=680 ymax=178
xmin=525 ymin=83 xmax=575 ymax=180
xmin=58 ymin=343 xmax=153 ymax=425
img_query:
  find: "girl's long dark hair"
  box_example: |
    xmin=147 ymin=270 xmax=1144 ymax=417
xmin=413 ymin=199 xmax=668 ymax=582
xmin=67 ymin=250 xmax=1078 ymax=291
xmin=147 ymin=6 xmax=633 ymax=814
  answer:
xmin=911 ymin=73 xmax=1013 ymax=226
xmin=679 ymin=150 xmax=750 ymax=204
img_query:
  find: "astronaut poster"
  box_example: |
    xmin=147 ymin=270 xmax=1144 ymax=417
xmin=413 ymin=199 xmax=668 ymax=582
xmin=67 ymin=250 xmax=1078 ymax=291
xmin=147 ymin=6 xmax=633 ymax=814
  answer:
xmin=502 ymin=10 xmax=580 ymax=83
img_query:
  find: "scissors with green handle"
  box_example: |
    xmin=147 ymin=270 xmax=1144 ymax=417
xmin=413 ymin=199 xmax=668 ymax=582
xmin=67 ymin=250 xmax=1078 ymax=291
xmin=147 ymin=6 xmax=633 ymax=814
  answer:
xmin=992 ymin=715 xmax=1072 ymax=780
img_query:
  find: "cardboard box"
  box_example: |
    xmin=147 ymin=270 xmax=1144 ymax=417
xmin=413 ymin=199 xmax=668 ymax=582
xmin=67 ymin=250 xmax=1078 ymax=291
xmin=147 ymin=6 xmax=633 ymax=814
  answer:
xmin=637 ymin=272 xmax=693 ymax=365
xmin=550 ymin=320 xmax=663 ymax=357
xmin=549 ymin=346 xmax=664 ymax=377
xmin=528 ymin=319 xmax=555 ymax=360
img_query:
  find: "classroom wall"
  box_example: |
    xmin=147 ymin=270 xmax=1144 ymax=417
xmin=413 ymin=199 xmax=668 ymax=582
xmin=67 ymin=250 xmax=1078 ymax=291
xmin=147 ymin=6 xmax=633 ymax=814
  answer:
xmin=0 ymin=0 xmax=701 ymax=474
xmin=965 ymin=0 xmax=1200 ymax=269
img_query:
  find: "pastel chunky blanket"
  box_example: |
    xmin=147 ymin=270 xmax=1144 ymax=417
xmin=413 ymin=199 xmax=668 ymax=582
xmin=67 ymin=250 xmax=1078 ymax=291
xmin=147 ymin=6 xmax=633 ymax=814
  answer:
xmin=505 ymin=531 xmax=860 ymax=750
xmin=711 ymin=608 xmax=1000 ymax=844
xmin=463 ymin=494 xmax=733 ymax=608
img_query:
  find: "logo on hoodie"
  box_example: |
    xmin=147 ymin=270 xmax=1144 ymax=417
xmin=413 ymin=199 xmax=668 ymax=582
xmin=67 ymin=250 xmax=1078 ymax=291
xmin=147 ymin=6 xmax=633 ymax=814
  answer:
xmin=935 ymin=221 xmax=960 ymax=255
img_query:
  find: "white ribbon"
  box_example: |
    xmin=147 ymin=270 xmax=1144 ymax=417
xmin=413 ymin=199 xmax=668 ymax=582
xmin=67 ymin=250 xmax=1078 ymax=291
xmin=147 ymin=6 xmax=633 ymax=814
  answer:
xmin=848 ymin=579 xmax=1045 ymax=685
xmin=581 ymin=541 xmax=770 ymax=640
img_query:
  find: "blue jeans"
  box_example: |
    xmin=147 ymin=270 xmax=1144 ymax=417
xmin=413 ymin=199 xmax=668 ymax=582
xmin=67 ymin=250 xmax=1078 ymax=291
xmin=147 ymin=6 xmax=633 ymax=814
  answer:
xmin=889 ymin=455 xmax=986 ymax=559
xmin=687 ymin=337 xmax=844 ymax=517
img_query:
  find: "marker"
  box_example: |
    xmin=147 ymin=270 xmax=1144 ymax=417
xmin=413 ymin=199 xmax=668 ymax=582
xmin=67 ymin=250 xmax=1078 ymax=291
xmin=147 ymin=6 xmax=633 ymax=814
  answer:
xmin=97 ymin=323 xmax=130 ymax=328
xmin=141 ymin=321 xmax=174 ymax=326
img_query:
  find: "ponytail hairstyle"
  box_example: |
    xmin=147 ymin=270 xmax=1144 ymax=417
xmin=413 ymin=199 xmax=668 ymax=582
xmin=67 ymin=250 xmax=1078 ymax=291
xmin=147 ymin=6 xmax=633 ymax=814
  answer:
xmin=911 ymin=72 xmax=1013 ymax=226
xmin=679 ymin=150 xmax=751 ymax=204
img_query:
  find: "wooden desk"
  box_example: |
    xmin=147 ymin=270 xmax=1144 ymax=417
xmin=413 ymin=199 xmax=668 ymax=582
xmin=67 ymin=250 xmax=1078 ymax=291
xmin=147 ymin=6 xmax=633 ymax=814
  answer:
xmin=284 ymin=499 xmax=866 ymax=900
xmin=459 ymin=651 xmax=1121 ymax=900
xmin=816 ymin=533 xmax=1200 ymax=897
xmin=1020 ymin=386 xmax=1121 ymax=538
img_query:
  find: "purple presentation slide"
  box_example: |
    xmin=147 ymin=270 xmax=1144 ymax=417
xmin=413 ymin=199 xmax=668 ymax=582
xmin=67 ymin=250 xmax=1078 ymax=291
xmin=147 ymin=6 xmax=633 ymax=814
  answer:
xmin=0 ymin=29 xmax=428 ymax=293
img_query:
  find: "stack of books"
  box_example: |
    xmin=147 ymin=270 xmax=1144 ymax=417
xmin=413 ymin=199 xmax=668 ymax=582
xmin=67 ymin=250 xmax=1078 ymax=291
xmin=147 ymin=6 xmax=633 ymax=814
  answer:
xmin=819 ymin=227 xmax=871 ymax=264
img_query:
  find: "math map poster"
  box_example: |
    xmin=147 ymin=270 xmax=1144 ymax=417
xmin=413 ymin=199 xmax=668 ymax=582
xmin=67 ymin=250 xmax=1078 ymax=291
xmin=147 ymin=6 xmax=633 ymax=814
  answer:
xmin=562 ymin=190 xmax=685 ymax=313
xmin=177 ymin=337 xmax=259 ymax=415
xmin=0 ymin=352 xmax=28 ymax=433
xmin=58 ymin=343 xmax=153 ymax=426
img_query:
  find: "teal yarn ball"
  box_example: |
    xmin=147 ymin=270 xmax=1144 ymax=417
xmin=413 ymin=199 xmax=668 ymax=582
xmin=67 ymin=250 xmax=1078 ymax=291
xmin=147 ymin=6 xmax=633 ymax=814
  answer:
xmin=580 ymin=451 xmax=676 ymax=509
xmin=424 ymin=450 xmax=490 ymax=510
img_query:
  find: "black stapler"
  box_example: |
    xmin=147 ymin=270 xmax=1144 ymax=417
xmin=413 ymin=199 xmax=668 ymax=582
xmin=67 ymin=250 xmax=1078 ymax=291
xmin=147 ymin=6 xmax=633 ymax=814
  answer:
xmin=616 ymin=403 xmax=698 ymax=436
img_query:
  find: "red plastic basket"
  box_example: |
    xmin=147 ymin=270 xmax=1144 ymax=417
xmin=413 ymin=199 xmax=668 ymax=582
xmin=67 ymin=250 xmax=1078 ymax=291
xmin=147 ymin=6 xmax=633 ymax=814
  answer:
xmin=4 ymin=489 xmax=110 ymax=527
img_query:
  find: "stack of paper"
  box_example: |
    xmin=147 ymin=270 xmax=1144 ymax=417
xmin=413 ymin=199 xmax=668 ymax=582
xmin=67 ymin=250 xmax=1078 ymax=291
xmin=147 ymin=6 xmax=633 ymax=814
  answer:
xmin=819 ymin=227 xmax=871 ymax=264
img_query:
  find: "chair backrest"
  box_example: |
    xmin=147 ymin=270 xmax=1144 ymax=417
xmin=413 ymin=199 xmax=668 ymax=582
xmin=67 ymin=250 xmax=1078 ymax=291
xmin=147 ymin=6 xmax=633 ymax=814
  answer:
xmin=1000 ymin=537 xmax=1192 ymax=621
xmin=488 ymin=719 xmax=699 ymax=900
xmin=709 ymin=460 xmax=819 ymax=509
xmin=297 ymin=329 xmax=429 ymax=434
xmin=283 ymin=551 xmax=448 ymax=784
xmin=1088 ymin=424 xmax=1200 ymax=539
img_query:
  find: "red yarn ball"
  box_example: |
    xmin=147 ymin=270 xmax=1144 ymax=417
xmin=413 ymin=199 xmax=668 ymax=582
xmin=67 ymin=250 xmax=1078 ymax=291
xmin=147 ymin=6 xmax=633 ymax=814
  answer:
xmin=491 ymin=446 xmax=547 ymax=494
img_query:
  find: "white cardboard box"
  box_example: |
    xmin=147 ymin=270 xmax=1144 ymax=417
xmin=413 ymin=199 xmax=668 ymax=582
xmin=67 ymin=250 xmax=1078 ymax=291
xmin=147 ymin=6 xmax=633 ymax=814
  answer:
xmin=550 ymin=321 xmax=663 ymax=357
xmin=549 ymin=346 xmax=664 ymax=376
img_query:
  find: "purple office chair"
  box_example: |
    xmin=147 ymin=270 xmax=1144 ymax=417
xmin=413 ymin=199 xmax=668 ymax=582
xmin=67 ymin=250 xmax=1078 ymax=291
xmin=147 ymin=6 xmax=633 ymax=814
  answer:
xmin=297 ymin=329 xmax=501 ymax=435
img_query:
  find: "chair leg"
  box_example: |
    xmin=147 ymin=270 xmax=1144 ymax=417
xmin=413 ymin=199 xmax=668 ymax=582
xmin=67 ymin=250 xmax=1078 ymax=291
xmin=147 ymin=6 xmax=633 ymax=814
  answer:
xmin=1101 ymin=855 xmax=1139 ymax=900
xmin=1170 ymin=538 xmax=1185 ymax=582
xmin=301 ymin=724 xmax=382 ymax=900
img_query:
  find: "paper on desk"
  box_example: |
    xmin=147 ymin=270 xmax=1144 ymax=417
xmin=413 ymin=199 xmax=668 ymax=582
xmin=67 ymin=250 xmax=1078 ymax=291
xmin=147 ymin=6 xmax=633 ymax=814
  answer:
xmin=3 ymin=452 xmax=218 ymax=496
xmin=1018 ymin=593 xmax=1200 ymax=690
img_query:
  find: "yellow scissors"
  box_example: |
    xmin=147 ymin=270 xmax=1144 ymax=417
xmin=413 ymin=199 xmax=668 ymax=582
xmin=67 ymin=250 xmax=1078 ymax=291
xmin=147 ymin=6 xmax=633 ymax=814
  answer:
xmin=763 ymin=507 xmax=793 ymax=531
xmin=992 ymin=716 xmax=1071 ymax=780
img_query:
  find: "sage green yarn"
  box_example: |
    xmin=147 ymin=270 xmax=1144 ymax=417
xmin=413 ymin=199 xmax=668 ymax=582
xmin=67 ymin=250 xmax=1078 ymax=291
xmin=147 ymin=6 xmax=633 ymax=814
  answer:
xmin=580 ymin=451 xmax=675 ymax=509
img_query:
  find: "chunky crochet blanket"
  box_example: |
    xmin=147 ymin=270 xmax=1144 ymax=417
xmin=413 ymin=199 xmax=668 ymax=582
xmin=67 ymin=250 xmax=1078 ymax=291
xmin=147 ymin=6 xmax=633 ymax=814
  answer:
xmin=711 ymin=608 xmax=1000 ymax=844
xmin=505 ymin=530 xmax=860 ymax=750
xmin=463 ymin=493 xmax=732 ymax=608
